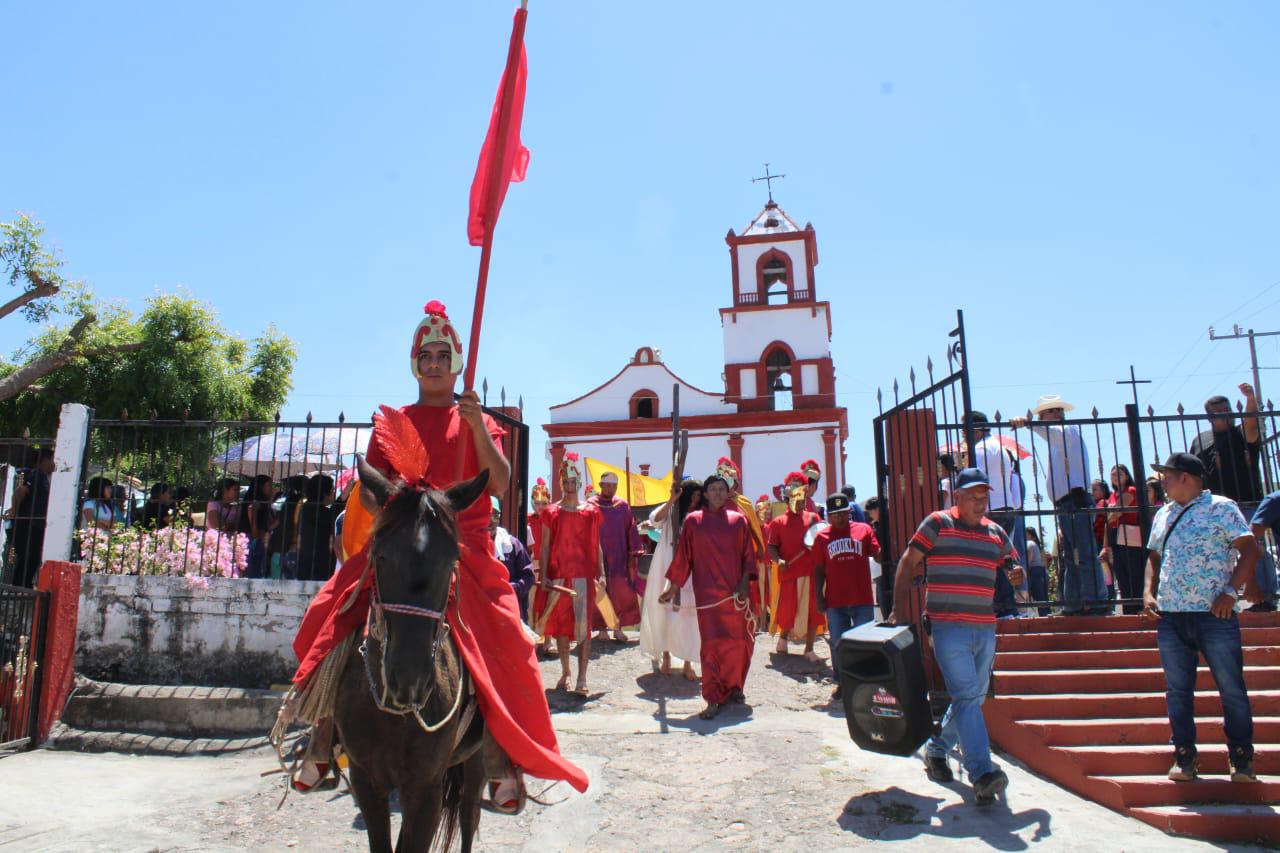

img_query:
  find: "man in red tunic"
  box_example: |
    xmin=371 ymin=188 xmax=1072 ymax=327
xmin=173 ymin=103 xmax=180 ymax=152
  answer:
xmin=289 ymin=301 xmax=588 ymax=808
xmin=768 ymin=470 xmax=826 ymax=661
xmin=660 ymin=473 xmax=757 ymax=720
xmin=589 ymin=471 xmax=644 ymax=641
xmin=538 ymin=453 xmax=604 ymax=696
xmin=528 ymin=477 xmax=552 ymax=657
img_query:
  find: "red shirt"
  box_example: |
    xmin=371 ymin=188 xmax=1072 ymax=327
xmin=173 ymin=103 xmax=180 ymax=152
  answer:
xmin=767 ymin=509 xmax=822 ymax=562
xmin=810 ymin=522 xmax=881 ymax=608
xmin=1109 ymin=486 xmax=1140 ymax=528
xmin=540 ymin=503 xmax=602 ymax=580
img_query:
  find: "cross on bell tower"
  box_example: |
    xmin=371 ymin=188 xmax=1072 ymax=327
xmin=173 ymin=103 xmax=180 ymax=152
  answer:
xmin=752 ymin=163 xmax=786 ymax=204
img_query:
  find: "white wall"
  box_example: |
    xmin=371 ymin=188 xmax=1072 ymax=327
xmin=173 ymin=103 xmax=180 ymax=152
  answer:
xmin=77 ymin=575 xmax=322 ymax=687
xmin=549 ymin=362 xmax=732 ymax=424
xmin=734 ymin=241 xmax=808 ymax=296
xmin=739 ymin=367 xmax=757 ymax=400
xmin=557 ymin=422 xmax=843 ymax=503
xmin=722 ymin=304 xmax=831 ymax=364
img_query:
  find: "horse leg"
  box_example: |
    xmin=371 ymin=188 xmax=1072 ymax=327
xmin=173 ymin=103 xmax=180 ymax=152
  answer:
xmin=395 ymin=782 xmax=443 ymax=853
xmin=459 ymin=747 xmax=487 ymax=853
xmin=347 ymin=765 xmax=393 ymax=853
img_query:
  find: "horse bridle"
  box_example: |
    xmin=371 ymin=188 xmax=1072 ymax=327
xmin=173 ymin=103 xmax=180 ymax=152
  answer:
xmin=359 ymin=507 xmax=468 ymax=734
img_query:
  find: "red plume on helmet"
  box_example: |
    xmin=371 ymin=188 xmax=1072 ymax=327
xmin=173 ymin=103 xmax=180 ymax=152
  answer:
xmin=424 ymin=300 xmax=449 ymax=317
xmin=372 ymin=405 xmax=431 ymax=488
xmin=801 ymin=459 xmax=821 ymax=476
xmin=784 ymin=470 xmax=809 ymax=488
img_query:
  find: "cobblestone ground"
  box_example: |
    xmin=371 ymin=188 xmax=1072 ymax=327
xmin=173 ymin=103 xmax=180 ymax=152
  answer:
xmin=0 ymin=638 xmax=1247 ymax=851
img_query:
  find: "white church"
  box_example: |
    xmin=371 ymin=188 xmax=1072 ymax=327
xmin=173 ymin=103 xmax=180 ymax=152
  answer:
xmin=543 ymin=198 xmax=849 ymax=503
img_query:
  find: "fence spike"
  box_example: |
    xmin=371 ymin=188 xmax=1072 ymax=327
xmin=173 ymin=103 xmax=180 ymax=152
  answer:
xmin=518 ymin=395 xmax=524 ymax=415
xmin=181 ymin=408 xmax=189 ymax=422
xmin=909 ymin=366 xmax=917 ymax=394
xmin=926 ymin=356 xmax=934 ymax=383
xmin=338 ymin=411 xmax=346 ymax=424
xmin=992 ymin=410 xmax=1001 ymax=423
xmin=306 ymin=411 xmax=313 ymax=423
xmin=1237 ymin=399 xmax=1245 ymax=412
xmin=892 ymin=378 xmax=899 ymax=405
xmin=1176 ymin=402 xmax=1185 ymax=415
xmin=1147 ymin=405 xmax=1155 ymax=417
xmin=501 ymin=386 xmax=507 ymax=408
xmin=482 ymin=378 xmax=489 ymax=406
xmin=1025 ymin=409 xmax=1034 ymax=422
xmin=1091 ymin=406 xmax=1099 ymax=418
xmin=1268 ymin=399 xmax=1274 ymax=411
xmin=274 ymin=411 xmax=281 ymax=423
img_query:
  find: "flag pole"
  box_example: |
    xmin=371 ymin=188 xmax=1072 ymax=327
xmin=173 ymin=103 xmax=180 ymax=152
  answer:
xmin=458 ymin=2 xmax=528 ymax=482
xmin=463 ymin=0 xmax=528 ymax=394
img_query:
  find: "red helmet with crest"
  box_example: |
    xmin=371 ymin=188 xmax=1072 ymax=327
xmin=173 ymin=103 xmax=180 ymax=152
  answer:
xmin=411 ymin=301 xmax=464 ymax=378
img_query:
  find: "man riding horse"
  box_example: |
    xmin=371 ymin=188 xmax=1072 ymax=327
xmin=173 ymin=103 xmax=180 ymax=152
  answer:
xmin=284 ymin=300 xmax=588 ymax=814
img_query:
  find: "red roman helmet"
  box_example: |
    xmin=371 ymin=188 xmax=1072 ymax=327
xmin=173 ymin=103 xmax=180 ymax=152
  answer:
xmin=411 ymin=300 xmax=464 ymax=378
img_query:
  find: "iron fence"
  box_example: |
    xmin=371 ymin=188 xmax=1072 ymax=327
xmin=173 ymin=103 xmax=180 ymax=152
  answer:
xmin=76 ymin=402 xmax=530 ymax=582
xmin=0 ymin=583 xmax=48 ymax=751
xmin=874 ymin=312 xmax=1280 ymax=617
xmin=0 ymin=436 xmax=56 ymax=589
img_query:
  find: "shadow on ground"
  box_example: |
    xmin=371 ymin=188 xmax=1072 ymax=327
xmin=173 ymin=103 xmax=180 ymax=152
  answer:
xmin=838 ymin=785 xmax=1051 ymax=851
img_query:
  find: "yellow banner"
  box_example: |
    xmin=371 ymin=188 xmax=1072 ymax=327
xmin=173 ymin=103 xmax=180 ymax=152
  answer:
xmin=585 ymin=457 xmax=674 ymax=506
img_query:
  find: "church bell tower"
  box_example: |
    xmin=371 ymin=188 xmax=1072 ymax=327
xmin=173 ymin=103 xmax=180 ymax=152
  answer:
xmin=720 ymin=173 xmax=836 ymax=414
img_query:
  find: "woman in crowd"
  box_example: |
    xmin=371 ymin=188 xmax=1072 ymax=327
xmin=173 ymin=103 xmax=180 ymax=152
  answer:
xmin=638 ymin=479 xmax=703 ymax=680
xmin=138 ymin=482 xmax=175 ymax=530
xmin=937 ymin=453 xmax=959 ymax=510
xmin=1146 ymin=476 xmax=1166 ymax=515
xmin=1090 ymin=478 xmax=1115 ymax=603
xmin=1024 ymin=528 xmax=1051 ymax=616
xmin=296 ymin=474 xmax=350 ymax=582
xmin=81 ymin=476 xmax=117 ymax=531
xmin=240 ymin=474 xmax=278 ymax=579
xmin=206 ymin=479 xmax=242 ymax=534
xmin=1105 ymin=464 xmax=1144 ymax=614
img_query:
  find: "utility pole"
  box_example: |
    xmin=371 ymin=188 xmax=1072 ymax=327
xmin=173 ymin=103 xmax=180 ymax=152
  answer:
xmin=1210 ymin=324 xmax=1280 ymax=490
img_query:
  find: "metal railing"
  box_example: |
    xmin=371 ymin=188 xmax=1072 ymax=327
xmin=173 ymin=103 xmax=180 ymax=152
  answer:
xmin=75 ymin=403 xmax=530 ymax=582
xmin=0 ymin=583 xmax=48 ymax=751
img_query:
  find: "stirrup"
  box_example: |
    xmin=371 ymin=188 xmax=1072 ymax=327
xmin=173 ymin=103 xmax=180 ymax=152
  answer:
xmin=481 ymin=772 xmax=527 ymax=816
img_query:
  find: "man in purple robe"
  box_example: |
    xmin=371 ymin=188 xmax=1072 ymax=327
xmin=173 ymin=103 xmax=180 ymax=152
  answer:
xmin=589 ymin=471 xmax=645 ymax=640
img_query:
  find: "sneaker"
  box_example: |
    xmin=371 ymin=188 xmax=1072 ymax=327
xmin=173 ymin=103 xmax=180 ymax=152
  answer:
xmin=924 ymin=754 xmax=954 ymax=783
xmin=973 ymin=769 xmax=1008 ymax=805
xmin=1168 ymin=746 xmax=1198 ymax=782
xmin=1230 ymin=747 xmax=1259 ymax=783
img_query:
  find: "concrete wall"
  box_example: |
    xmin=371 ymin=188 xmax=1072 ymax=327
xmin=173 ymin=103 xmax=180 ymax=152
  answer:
xmin=76 ymin=575 xmax=323 ymax=689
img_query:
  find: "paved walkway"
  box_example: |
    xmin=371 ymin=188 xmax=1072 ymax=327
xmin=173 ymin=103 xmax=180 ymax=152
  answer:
xmin=0 ymin=642 xmax=1251 ymax=851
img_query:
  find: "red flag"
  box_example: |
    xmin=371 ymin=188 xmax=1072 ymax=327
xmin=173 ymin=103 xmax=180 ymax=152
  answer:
xmin=467 ymin=8 xmax=529 ymax=247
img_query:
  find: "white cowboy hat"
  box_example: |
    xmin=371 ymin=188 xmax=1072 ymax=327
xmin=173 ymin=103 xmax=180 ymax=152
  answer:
xmin=1031 ymin=394 xmax=1076 ymax=415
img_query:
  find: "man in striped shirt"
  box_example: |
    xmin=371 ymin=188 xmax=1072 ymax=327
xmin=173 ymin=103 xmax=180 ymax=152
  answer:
xmin=890 ymin=468 xmax=1024 ymax=805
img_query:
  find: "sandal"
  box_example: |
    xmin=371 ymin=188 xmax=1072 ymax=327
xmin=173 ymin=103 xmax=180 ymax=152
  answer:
xmin=574 ymin=679 xmax=589 ymax=697
xmin=481 ymin=773 xmax=527 ymax=816
xmin=555 ymin=674 xmax=570 ymax=692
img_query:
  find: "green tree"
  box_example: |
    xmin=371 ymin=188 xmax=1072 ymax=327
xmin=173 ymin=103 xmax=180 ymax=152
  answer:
xmin=0 ymin=215 xmax=296 ymax=435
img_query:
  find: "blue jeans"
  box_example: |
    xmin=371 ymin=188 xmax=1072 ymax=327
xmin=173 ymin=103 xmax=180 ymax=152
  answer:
xmin=1157 ymin=612 xmax=1253 ymax=760
xmin=1027 ymin=565 xmax=1050 ymax=615
xmin=1056 ymin=494 xmax=1106 ymax=613
xmin=1256 ymin=548 xmax=1278 ymax=603
xmin=926 ymin=622 xmax=997 ymax=781
xmin=246 ymin=538 xmax=268 ymax=579
xmin=825 ymin=605 xmax=876 ymax=659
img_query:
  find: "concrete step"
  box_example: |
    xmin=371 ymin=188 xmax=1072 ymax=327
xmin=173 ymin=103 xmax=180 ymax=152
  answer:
xmin=1093 ymin=774 xmax=1280 ymax=807
xmin=995 ymin=646 xmax=1280 ymax=670
xmin=1014 ymin=716 xmax=1280 ymax=746
xmin=1052 ymin=744 xmax=1280 ymax=775
xmin=1129 ymin=804 xmax=1280 ymax=845
xmin=994 ymin=666 xmax=1280 ymax=694
xmin=46 ymin=722 xmax=272 ymax=756
xmin=995 ymin=612 xmax=1280 ymax=635
xmin=989 ymin=689 xmax=1280 ymax=720
xmin=995 ymin=626 xmax=1280 ymax=652
xmin=61 ymin=678 xmax=284 ymax=737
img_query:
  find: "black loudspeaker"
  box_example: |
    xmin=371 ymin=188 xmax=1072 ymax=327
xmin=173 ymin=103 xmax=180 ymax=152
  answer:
xmin=836 ymin=622 xmax=932 ymax=756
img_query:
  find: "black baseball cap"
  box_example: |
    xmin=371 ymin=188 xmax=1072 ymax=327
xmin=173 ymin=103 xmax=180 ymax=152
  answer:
xmin=964 ymin=410 xmax=989 ymax=425
xmin=1151 ymin=452 xmax=1206 ymax=479
xmin=826 ymin=493 xmax=851 ymax=514
xmin=954 ymin=468 xmax=991 ymax=491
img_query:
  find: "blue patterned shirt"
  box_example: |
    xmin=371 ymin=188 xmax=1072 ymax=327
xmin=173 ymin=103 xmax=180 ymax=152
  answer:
xmin=1147 ymin=490 xmax=1251 ymax=612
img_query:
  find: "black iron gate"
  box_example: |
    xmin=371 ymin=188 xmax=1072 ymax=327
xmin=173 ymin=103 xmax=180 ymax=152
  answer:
xmin=0 ymin=583 xmax=48 ymax=750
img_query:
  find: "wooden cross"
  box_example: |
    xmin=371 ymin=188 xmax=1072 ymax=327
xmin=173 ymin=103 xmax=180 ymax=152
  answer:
xmin=1116 ymin=364 xmax=1151 ymax=408
xmin=752 ymin=163 xmax=785 ymax=204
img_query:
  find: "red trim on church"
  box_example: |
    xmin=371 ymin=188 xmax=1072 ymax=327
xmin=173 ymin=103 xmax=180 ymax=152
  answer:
xmin=544 ymin=407 xmax=848 ymax=438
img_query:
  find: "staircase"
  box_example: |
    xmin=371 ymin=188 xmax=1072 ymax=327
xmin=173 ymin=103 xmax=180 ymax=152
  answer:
xmin=985 ymin=612 xmax=1280 ymax=845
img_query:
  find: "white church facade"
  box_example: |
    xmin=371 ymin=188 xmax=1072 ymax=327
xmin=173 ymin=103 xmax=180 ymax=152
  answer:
xmin=543 ymin=200 xmax=849 ymax=504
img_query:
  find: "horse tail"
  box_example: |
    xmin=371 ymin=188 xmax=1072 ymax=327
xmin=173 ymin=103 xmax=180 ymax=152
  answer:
xmin=431 ymin=761 xmax=465 ymax=853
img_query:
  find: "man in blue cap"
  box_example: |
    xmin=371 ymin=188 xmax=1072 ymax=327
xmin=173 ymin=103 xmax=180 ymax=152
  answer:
xmin=890 ymin=467 xmax=1024 ymax=805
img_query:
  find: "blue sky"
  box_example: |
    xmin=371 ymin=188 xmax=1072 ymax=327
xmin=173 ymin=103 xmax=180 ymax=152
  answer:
xmin=3 ymin=1 xmax=1279 ymax=497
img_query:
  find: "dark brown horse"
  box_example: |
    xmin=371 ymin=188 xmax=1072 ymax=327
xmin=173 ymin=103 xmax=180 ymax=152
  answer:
xmin=334 ymin=457 xmax=491 ymax=852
